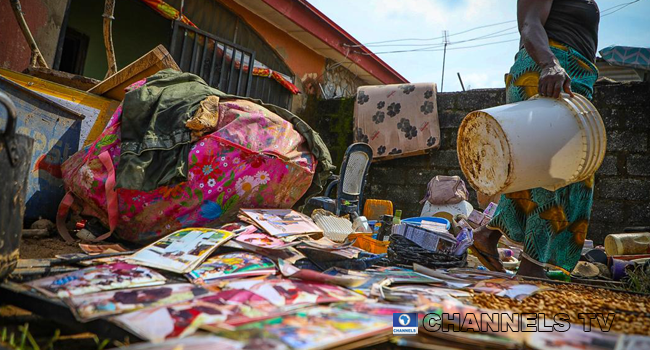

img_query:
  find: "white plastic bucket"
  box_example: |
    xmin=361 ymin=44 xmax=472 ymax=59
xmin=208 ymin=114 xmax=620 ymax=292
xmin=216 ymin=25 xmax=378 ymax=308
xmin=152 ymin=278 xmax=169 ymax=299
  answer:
xmin=457 ymin=93 xmax=606 ymax=196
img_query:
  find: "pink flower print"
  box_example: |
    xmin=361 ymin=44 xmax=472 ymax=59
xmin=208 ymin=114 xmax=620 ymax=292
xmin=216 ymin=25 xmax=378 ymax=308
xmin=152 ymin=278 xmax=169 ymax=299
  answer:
xmin=207 ymin=179 xmax=216 ymax=187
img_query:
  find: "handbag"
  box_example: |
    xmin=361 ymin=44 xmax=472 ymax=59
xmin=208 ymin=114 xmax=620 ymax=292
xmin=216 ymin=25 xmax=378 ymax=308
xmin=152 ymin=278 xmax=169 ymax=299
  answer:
xmin=420 ymin=175 xmax=469 ymax=205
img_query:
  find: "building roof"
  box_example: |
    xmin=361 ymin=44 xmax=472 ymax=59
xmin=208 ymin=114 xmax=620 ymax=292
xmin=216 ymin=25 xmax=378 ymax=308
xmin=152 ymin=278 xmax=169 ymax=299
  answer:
xmin=231 ymin=0 xmax=409 ymax=85
xmin=599 ymin=45 xmax=650 ymax=71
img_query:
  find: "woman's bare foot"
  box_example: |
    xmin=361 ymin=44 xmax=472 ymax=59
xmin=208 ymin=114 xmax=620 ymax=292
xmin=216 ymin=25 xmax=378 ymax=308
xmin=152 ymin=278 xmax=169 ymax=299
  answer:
xmin=471 ymin=226 xmax=504 ymax=272
xmin=516 ymin=256 xmax=548 ymax=279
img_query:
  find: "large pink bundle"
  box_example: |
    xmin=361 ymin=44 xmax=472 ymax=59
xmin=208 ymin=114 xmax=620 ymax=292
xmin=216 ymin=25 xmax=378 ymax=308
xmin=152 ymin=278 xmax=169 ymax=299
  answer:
xmin=59 ymin=101 xmax=316 ymax=244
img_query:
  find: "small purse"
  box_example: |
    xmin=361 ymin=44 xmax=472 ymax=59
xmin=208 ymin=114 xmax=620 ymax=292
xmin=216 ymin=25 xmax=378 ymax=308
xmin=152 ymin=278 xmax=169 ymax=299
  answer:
xmin=420 ymin=175 xmax=470 ymax=205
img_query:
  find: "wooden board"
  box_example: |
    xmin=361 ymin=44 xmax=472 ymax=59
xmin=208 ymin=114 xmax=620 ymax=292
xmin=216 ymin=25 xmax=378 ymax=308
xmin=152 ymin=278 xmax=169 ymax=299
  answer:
xmin=88 ymin=45 xmax=180 ymax=101
xmin=0 ymin=68 xmax=120 ymax=148
xmin=23 ymin=67 xmax=100 ymax=91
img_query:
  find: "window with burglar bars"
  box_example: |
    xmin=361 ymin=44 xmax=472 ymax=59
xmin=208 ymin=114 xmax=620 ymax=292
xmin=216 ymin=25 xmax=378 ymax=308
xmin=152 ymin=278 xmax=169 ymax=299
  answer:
xmin=170 ymin=21 xmax=293 ymax=109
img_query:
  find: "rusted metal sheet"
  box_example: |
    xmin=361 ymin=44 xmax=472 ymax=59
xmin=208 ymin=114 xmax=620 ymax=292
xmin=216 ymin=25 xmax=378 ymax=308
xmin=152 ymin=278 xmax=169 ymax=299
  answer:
xmin=0 ymin=76 xmax=83 ymax=221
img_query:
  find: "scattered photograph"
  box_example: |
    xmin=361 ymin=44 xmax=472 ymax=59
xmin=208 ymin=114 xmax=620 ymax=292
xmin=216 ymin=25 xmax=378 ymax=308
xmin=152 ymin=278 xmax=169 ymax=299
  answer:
xmin=187 ymin=252 xmax=276 ymax=284
xmin=66 ymin=283 xmax=211 ymax=321
xmin=25 ymin=262 xmax=166 ymax=298
xmin=130 ymin=228 xmax=234 ymax=273
xmin=240 ymin=209 xmax=323 ymax=237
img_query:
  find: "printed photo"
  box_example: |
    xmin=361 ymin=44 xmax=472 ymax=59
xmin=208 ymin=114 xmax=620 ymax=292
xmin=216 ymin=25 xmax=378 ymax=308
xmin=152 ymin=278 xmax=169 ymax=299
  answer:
xmin=66 ymin=283 xmax=211 ymax=321
xmin=130 ymin=228 xmax=234 ymax=273
xmin=240 ymin=209 xmax=323 ymax=236
xmin=26 ymin=262 xmax=166 ymax=298
xmin=187 ymin=252 xmax=276 ymax=284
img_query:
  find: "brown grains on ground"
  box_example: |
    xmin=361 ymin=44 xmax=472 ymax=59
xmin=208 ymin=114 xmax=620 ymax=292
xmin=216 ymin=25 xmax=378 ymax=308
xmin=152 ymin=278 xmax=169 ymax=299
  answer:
xmin=19 ymin=237 xmax=82 ymax=259
xmin=471 ymin=283 xmax=650 ymax=335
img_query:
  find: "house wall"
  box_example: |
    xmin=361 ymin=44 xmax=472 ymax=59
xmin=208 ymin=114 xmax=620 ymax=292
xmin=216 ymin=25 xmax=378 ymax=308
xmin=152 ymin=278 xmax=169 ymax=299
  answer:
xmin=217 ymin=0 xmax=329 ymax=111
xmin=218 ymin=0 xmax=326 ymax=84
xmin=0 ymin=0 xmax=67 ymax=71
xmin=303 ymin=82 xmax=650 ymax=245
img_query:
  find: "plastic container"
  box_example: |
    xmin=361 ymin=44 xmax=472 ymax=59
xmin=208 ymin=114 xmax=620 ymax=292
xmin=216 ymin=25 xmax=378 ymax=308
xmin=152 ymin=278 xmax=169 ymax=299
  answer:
xmin=420 ymin=200 xmax=474 ymax=221
xmin=352 ymin=216 xmax=372 ymax=233
xmin=401 ymin=217 xmax=451 ymax=230
xmin=348 ymin=233 xmax=389 ymax=254
xmin=457 ymin=93 xmax=606 ymax=195
xmin=604 ymin=233 xmax=650 ymax=256
xmin=610 ymin=258 xmax=635 ymax=281
xmin=363 ymin=199 xmax=393 ymax=221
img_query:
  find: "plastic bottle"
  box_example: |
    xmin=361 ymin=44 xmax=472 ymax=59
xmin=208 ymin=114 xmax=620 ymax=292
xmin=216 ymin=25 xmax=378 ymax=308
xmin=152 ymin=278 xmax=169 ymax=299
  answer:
xmin=393 ymin=210 xmax=402 ymax=225
xmin=377 ymin=214 xmax=393 ymax=241
xmin=352 ymin=216 xmax=372 ymax=233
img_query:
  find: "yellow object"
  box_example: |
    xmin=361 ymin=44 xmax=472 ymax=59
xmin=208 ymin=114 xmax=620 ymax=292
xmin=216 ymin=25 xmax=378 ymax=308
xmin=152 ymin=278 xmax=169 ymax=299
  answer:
xmin=363 ymin=199 xmax=393 ymax=221
xmin=0 ymin=68 xmax=120 ymax=148
xmin=348 ymin=233 xmax=389 ymax=254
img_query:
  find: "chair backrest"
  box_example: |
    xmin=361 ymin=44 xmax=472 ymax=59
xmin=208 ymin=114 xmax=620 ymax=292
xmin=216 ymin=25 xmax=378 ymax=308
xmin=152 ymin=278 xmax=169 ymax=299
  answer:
xmin=337 ymin=143 xmax=373 ymax=215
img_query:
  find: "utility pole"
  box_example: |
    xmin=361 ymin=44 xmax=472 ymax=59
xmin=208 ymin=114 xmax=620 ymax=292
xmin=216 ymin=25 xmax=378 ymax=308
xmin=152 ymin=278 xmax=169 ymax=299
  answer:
xmin=440 ymin=30 xmax=449 ymax=92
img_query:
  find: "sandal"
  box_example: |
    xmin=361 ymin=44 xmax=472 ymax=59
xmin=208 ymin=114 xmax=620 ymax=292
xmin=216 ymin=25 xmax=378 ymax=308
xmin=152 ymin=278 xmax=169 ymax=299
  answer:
xmin=470 ymin=244 xmax=505 ymax=272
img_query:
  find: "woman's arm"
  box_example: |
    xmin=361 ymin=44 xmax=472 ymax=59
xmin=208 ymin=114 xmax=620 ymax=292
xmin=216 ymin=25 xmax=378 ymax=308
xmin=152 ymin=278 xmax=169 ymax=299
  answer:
xmin=518 ymin=0 xmax=573 ymax=98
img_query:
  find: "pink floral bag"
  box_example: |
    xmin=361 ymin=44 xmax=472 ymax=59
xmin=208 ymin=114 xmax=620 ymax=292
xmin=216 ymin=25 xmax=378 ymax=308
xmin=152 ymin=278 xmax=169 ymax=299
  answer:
xmin=58 ymin=100 xmax=316 ymax=244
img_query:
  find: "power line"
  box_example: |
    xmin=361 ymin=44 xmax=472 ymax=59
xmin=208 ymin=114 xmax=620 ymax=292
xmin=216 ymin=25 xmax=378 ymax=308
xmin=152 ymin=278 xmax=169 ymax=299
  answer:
xmin=344 ymin=20 xmax=515 ymax=47
xmin=361 ymin=26 xmax=517 ymax=48
xmin=601 ymin=0 xmax=641 ymax=16
xmin=353 ymin=27 xmax=519 ymax=54
xmin=361 ymin=38 xmax=520 ymax=55
xmin=346 ymin=0 xmax=641 ymax=49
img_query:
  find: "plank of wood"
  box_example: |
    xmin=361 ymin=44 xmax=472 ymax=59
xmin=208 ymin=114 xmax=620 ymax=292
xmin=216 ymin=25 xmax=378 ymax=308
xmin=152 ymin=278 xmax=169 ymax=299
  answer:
xmin=88 ymin=45 xmax=180 ymax=101
xmin=22 ymin=228 xmax=50 ymax=238
xmin=23 ymin=67 xmax=100 ymax=91
xmin=16 ymin=259 xmax=53 ymax=268
xmin=11 ymin=266 xmax=79 ymax=276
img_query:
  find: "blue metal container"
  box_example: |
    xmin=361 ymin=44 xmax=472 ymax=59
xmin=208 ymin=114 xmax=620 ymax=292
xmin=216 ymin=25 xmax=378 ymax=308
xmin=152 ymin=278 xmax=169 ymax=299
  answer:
xmin=0 ymin=76 xmax=83 ymax=221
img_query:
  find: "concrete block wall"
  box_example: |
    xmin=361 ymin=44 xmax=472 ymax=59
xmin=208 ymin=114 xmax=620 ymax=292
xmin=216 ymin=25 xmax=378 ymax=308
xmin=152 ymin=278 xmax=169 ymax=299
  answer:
xmin=305 ymin=82 xmax=650 ymax=245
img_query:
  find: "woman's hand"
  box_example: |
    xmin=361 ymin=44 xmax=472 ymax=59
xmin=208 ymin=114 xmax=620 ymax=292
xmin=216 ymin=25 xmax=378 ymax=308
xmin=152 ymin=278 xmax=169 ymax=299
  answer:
xmin=539 ymin=63 xmax=574 ymax=98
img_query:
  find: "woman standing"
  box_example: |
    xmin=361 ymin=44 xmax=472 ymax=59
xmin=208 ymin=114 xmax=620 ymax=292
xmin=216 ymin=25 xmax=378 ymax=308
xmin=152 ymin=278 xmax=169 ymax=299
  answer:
xmin=471 ymin=0 xmax=600 ymax=278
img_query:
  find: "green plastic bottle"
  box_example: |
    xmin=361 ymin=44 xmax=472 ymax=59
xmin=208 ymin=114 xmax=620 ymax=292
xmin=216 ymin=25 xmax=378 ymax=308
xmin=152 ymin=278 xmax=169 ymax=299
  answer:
xmin=393 ymin=210 xmax=402 ymax=225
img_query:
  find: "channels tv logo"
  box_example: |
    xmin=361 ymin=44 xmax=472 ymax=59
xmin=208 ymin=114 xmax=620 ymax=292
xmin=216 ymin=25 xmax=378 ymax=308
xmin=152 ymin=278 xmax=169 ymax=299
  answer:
xmin=393 ymin=313 xmax=418 ymax=335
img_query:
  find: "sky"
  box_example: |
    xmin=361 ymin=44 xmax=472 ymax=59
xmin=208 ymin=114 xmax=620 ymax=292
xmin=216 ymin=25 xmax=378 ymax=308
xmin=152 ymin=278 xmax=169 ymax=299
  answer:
xmin=309 ymin=0 xmax=650 ymax=92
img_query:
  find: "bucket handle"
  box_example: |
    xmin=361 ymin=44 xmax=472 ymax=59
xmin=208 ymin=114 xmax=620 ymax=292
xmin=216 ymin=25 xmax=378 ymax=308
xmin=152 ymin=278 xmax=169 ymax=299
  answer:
xmin=0 ymin=92 xmax=21 ymax=166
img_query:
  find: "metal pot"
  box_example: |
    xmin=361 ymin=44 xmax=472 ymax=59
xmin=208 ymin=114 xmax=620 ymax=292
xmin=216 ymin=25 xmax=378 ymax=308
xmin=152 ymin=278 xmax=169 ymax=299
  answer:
xmin=0 ymin=92 xmax=34 ymax=280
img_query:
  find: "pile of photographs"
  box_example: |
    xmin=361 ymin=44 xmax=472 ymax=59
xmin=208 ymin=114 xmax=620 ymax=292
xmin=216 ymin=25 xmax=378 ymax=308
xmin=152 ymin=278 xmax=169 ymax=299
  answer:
xmin=21 ymin=209 xmax=650 ymax=350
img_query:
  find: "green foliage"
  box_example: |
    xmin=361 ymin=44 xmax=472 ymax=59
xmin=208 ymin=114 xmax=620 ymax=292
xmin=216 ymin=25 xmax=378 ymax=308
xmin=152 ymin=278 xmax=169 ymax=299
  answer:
xmin=299 ymin=95 xmax=355 ymax=168
xmin=623 ymin=263 xmax=650 ymax=294
xmin=92 ymin=335 xmax=110 ymax=350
